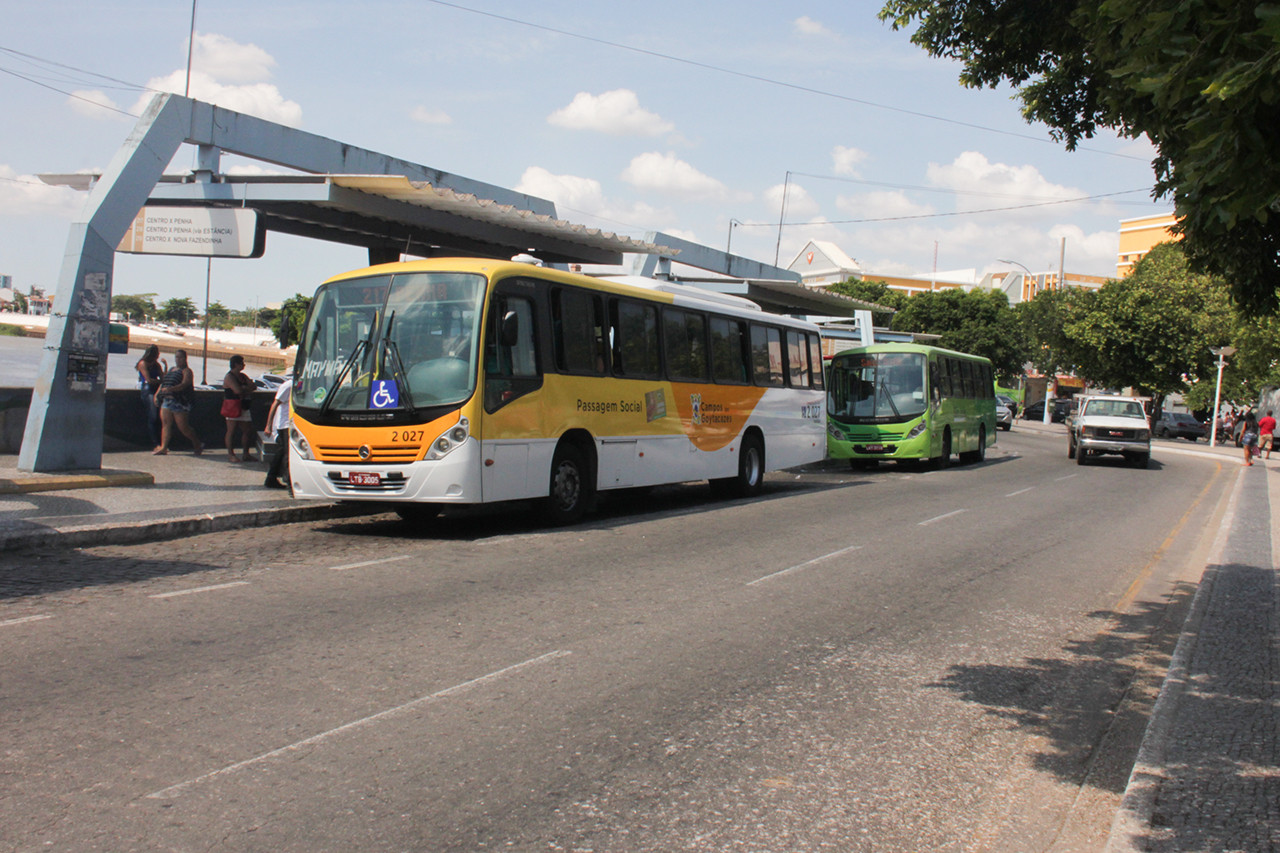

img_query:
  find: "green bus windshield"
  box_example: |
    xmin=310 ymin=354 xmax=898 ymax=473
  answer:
xmin=828 ymin=351 xmax=927 ymax=423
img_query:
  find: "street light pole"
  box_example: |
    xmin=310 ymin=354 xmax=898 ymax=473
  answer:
xmin=1209 ymin=346 xmax=1236 ymax=447
xmin=1000 ymin=259 xmax=1053 ymax=423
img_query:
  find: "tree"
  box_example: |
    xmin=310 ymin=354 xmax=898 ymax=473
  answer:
xmin=1057 ymin=243 xmax=1234 ymax=415
xmin=879 ymin=1 xmax=1280 ymax=313
xmin=890 ymin=288 xmax=1027 ymax=384
xmin=111 ymin=293 xmax=156 ymax=323
xmin=205 ymin=300 xmax=231 ymax=330
xmin=274 ymin=294 xmax=310 ymax=347
xmin=160 ymin=297 xmax=197 ymax=325
xmin=1015 ymin=287 xmax=1089 ymax=380
xmin=827 ymin=278 xmax=907 ymax=327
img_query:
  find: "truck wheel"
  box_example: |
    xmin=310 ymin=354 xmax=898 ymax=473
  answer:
xmin=1067 ymin=435 xmax=1076 ymax=459
xmin=1076 ymin=446 xmax=1089 ymax=465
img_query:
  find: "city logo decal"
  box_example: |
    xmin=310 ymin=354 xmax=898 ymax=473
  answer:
xmin=690 ymin=393 xmax=702 ymax=425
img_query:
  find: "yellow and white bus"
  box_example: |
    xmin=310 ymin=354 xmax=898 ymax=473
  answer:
xmin=288 ymin=258 xmax=827 ymax=523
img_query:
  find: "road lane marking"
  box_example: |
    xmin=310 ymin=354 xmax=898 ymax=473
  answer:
xmin=919 ymin=509 xmax=967 ymax=526
xmin=1005 ymin=487 xmax=1034 ymax=497
xmin=747 ymin=544 xmax=864 ymax=586
xmin=0 ymin=615 xmax=53 ymax=628
xmin=146 ymin=649 xmax=573 ymax=800
xmin=148 ymin=581 xmax=249 ymax=600
xmin=1055 ymin=473 xmax=1077 ymax=481
xmin=330 ymin=555 xmax=416 ymax=572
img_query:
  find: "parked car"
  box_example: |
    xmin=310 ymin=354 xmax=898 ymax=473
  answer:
xmin=1022 ymin=397 xmax=1074 ymax=423
xmin=996 ymin=394 xmax=1018 ymax=418
xmin=995 ymin=402 xmax=1013 ymax=431
xmin=1154 ymin=411 xmax=1207 ymax=441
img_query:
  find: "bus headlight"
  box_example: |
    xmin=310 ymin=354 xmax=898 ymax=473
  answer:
xmin=289 ymin=426 xmax=315 ymax=460
xmin=904 ymin=420 xmax=928 ymax=440
xmin=427 ymin=417 xmax=470 ymax=460
xmin=827 ymin=422 xmax=844 ymax=440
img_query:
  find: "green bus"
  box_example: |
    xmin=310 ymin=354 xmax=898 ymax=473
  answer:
xmin=825 ymin=343 xmax=997 ymax=468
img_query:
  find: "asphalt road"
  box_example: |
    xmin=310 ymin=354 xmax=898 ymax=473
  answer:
xmin=0 ymin=429 xmax=1234 ymax=851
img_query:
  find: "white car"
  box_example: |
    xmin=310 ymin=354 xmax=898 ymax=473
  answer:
xmin=996 ymin=402 xmax=1013 ymax=431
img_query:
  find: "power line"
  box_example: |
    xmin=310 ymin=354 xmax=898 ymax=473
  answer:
xmin=422 ymin=0 xmax=1147 ymax=162
xmin=0 ymin=65 xmax=141 ymax=119
xmin=790 ymin=171 xmax=1154 ymax=204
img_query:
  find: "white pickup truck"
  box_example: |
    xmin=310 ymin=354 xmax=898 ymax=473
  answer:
xmin=1066 ymin=395 xmax=1152 ymax=468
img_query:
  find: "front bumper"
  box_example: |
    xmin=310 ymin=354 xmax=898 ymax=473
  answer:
xmin=1079 ymin=437 xmax=1150 ymax=455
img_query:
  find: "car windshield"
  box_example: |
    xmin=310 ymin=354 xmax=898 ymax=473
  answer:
xmin=1090 ymin=399 xmax=1145 ymax=418
xmin=295 ymin=271 xmax=486 ymax=414
xmin=828 ymin=351 xmax=927 ymax=423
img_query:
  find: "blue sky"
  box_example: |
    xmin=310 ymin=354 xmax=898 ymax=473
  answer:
xmin=1 ymin=0 xmax=1170 ymax=312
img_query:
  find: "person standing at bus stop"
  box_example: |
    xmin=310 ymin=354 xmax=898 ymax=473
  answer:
xmin=263 ymin=370 xmax=293 ymax=489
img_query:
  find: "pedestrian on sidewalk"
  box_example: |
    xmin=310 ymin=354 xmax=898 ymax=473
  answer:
xmin=222 ymin=355 xmax=257 ymax=463
xmin=263 ymin=370 xmax=293 ymax=490
xmin=1241 ymin=410 xmax=1259 ymax=466
xmin=153 ymin=349 xmax=203 ymax=456
xmin=135 ymin=344 xmax=167 ymax=450
xmin=1259 ymin=409 xmax=1276 ymax=460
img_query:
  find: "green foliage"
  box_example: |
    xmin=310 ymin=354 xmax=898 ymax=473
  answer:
xmin=160 ymin=297 xmax=197 ymax=325
xmin=879 ymin=0 xmax=1280 ymax=313
xmin=0 ymin=323 xmax=25 ymax=337
xmin=827 ymin=278 xmax=907 ymax=327
xmin=205 ymin=300 xmax=231 ymax=330
xmin=274 ymin=294 xmax=311 ymax=347
xmin=890 ymin=288 xmax=1026 ymax=383
xmin=111 ymin=293 xmax=156 ymax=323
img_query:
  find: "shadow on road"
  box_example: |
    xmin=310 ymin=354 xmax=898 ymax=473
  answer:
xmin=927 ymin=582 xmax=1198 ymax=794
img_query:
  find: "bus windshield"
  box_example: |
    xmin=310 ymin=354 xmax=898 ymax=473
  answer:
xmin=828 ymin=351 xmax=927 ymax=423
xmin=295 ymin=271 xmax=486 ymax=413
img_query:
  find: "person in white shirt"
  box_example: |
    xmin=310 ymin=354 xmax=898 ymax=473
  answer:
xmin=263 ymin=371 xmax=293 ymax=489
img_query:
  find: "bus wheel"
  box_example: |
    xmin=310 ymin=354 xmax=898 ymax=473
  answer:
xmin=934 ymin=429 xmax=952 ymax=469
xmin=543 ymin=442 xmax=593 ymax=525
xmin=960 ymin=426 xmax=986 ymax=464
xmin=395 ymin=504 xmax=441 ymax=525
xmin=712 ymin=434 xmax=765 ymax=498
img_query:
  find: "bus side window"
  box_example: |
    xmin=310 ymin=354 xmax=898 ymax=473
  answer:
xmin=484 ymin=294 xmax=541 ymax=412
xmin=610 ymin=299 xmax=661 ymax=378
xmin=929 ymin=360 xmax=940 ymax=405
xmin=711 ymin=317 xmax=750 ymax=384
xmin=751 ymin=324 xmax=785 ymax=387
xmin=786 ymin=330 xmax=809 ymax=387
xmin=663 ymin=308 xmax=709 ymax=382
xmin=808 ymin=333 xmax=824 ymax=389
xmin=552 ymin=288 xmax=604 ymax=375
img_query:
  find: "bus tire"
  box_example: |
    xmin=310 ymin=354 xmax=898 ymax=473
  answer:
xmin=712 ymin=433 xmax=765 ymax=498
xmin=542 ymin=441 xmax=594 ymax=525
xmin=934 ymin=429 xmax=952 ymax=469
xmin=960 ymin=426 xmax=986 ymax=464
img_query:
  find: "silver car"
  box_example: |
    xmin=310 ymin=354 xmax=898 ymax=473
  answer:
xmin=996 ymin=402 xmax=1013 ymax=431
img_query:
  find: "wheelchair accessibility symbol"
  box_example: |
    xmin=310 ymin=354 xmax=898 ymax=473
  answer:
xmin=370 ymin=379 xmax=399 ymax=409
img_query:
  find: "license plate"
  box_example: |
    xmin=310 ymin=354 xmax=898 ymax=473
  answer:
xmin=865 ymin=444 xmax=885 ymax=453
xmin=349 ymin=471 xmax=381 ymax=486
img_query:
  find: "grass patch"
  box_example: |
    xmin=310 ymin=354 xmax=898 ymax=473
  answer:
xmin=0 ymin=324 xmax=28 ymax=337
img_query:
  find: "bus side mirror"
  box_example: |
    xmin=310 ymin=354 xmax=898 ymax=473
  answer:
xmin=500 ymin=311 xmax=520 ymax=347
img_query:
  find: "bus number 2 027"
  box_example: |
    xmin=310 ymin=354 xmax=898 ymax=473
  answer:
xmin=391 ymin=430 xmax=425 ymax=443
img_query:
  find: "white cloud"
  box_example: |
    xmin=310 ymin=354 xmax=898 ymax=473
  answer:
xmin=621 ymin=152 xmax=747 ymax=202
xmin=67 ymin=89 xmax=124 ymax=120
xmin=927 ymin=151 xmax=1082 ymax=211
xmin=793 ymin=16 xmax=833 ymax=36
xmin=515 ymin=166 xmax=667 ymax=228
xmin=765 ymin=181 xmax=819 ymax=219
xmin=837 ymin=190 xmax=934 ymax=220
xmin=191 ymin=32 xmax=276 ymax=83
xmin=0 ymin=166 xmax=84 ymax=218
xmin=832 ymin=145 xmax=868 ymax=177
xmin=548 ymin=90 xmax=674 ymax=137
xmin=127 ymin=33 xmax=301 ymax=126
xmin=410 ymin=106 xmax=453 ymax=125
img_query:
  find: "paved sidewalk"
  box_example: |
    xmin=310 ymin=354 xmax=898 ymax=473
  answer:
xmin=0 ymin=446 xmax=368 ymax=551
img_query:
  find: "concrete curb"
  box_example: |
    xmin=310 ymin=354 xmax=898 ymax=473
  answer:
xmin=0 ymin=469 xmax=154 ymax=495
xmin=0 ymin=502 xmax=378 ymax=552
xmin=1103 ymin=465 xmax=1245 ymax=852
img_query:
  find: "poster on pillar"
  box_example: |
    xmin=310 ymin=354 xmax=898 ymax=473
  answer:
xmin=117 ymin=207 xmax=265 ymax=258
